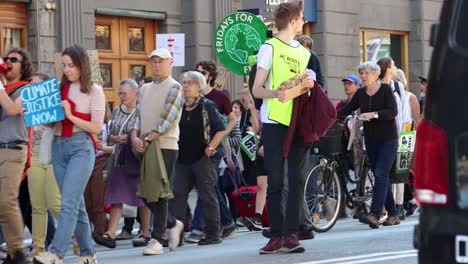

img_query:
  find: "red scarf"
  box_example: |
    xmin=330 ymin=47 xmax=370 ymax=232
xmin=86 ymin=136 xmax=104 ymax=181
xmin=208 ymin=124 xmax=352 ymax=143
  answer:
xmin=5 ymin=81 xmax=33 ymax=181
xmin=60 ymin=82 xmax=97 ymax=152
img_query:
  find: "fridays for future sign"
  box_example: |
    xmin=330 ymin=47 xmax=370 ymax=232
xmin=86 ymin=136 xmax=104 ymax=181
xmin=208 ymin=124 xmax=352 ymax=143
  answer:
xmin=21 ymin=78 xmax=65 ymax=127
xmin=214 ymin=12 xmax=267 ymax=75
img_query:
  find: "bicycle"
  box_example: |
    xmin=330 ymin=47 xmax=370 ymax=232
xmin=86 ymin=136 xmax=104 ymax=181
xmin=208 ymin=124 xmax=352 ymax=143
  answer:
xmin=304 ymin=113 xmax=375 ymax=232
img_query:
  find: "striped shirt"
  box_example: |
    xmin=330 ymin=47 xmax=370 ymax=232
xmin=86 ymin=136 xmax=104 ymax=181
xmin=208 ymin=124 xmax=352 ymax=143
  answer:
xmin=54 ymin=83 xmax=106 ymax=135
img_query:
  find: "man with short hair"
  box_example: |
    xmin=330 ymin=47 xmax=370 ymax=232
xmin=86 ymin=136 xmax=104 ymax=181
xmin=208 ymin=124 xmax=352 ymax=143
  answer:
xmin=336 ymin=74 xmax=361 ymax=110
xmin=131 ymin=48 xmax=185 ymax=255
xmin=253 ymin=0 xmax=314 ymax=254
xmin=0 ymin=48 xmax=33 ymax=264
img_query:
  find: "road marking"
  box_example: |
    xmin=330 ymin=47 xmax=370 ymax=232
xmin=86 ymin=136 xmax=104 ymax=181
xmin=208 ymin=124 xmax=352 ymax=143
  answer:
xmin=296 ymin=250 xmax=417 ymax=264
xmin=334 ymin=253 xmax=417 ymax=264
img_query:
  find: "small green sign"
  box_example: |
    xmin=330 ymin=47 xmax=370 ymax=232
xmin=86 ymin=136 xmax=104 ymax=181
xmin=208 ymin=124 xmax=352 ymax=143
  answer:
xmin=396 ymin=131 xmax=417 ymax=175
xmin=214 ymin=12 xmax=267 ymax=76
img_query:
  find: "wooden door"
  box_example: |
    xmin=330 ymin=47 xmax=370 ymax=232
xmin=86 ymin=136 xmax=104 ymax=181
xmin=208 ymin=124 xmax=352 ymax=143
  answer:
xmin=95 ymin=15 xmax=157 ymax=105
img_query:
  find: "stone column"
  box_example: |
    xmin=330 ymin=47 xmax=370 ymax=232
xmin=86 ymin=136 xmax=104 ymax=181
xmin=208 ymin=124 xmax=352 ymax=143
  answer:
xmin=56 ymin=0 xmax=95 ymax=50
xmin=409 ymin=0 xmax=443 ymax=95
xmin=27 ymin=0 xmax=58 ymax=75
xmin=312 ymin=0 xmax=360 ymax=103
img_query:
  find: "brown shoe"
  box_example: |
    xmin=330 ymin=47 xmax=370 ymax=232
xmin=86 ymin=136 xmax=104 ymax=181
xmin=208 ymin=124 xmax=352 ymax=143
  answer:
xmin=383 ymin=216 xmax=401 ymax=226
xmin=365 ymin=213 xmax=380 ymax=229
xmin=259 ymin=238 xmax=283 ymax=254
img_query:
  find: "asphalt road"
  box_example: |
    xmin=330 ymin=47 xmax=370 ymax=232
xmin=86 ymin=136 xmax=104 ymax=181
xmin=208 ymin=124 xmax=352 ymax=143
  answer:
xmin=62 ymin=215 xmax=419 ymax=264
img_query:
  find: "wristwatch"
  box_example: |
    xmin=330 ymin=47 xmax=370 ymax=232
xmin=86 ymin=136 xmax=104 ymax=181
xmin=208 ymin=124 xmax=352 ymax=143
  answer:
xmin=373 ymin=112 xmax=379 ymax=119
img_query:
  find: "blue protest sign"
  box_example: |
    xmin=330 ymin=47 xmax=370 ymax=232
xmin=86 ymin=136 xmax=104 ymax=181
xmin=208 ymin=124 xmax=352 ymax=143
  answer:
xmin=21 ymin=78 xmax=64 ymax=127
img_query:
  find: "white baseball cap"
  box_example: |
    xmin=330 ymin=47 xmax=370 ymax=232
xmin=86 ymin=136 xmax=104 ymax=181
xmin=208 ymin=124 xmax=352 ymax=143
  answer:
xmin=148 ymin=48 xmax=172 ymax=59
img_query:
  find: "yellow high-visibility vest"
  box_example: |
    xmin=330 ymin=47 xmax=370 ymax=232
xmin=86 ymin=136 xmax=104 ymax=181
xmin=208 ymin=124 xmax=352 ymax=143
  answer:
xmin=266 ymin=38 xmax=310 ymax=126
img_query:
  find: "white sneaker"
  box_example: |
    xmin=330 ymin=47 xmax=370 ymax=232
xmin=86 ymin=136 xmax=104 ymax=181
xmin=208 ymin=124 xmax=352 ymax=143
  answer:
xmin=143 ymin=239 xmax=164 ymax=255
xmin=33 ymin=252 xmax=63 ymax=264
xmin=167 ymin=220 xmax=184 ymax=251
xmin=74 ymin=255 xmax=98 ymax=264
xmin=379 ymin=212 xmax=388 ymax=224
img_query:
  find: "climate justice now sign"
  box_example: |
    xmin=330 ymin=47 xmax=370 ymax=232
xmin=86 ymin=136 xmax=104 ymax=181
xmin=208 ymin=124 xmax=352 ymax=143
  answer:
xmin=21 ymin=78 xmax=65 ymax=127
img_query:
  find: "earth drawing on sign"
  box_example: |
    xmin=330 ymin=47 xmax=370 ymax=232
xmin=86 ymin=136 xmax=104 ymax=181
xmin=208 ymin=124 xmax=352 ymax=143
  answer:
xmin=225 ymin=24 xmax=262 ymax=64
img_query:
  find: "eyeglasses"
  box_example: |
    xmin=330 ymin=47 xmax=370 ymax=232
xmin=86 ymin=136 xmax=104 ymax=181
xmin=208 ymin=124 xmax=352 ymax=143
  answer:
xmin=117 ymin=92 xmax=128 ymax=97
xmin=182 ymin=80 xmax=195 ymax=86
xmin=3 ymin=57 xmax=22 ymax=63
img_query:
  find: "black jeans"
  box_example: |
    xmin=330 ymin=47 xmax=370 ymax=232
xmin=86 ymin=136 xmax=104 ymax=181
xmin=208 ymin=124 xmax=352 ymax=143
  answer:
xmin=262 ymin=124 xmax=309 ymax=238
xmin=145 ymin=149 xmax=178 ymax=241
xmin=170 ymin=156 xmax=220 ymax=238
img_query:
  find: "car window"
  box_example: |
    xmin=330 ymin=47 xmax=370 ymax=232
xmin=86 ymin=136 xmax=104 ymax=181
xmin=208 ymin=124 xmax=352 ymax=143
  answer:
xmin=450 ymin=0 xmax=468 ymax=55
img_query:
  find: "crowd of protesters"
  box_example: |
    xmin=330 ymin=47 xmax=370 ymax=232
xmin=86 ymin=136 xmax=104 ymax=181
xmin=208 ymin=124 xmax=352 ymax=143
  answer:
xmin=0 ymin=1 xmax=426 ymax=263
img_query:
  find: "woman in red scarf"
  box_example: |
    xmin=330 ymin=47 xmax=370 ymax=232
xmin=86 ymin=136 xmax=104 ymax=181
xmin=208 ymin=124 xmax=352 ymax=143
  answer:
xmin=33 ymin=45 xmax=105 ymax=264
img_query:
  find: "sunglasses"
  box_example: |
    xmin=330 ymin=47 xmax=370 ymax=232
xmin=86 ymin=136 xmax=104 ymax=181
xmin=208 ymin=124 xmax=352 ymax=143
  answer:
xmin=3 ymin=57 xmax=22 ymax=63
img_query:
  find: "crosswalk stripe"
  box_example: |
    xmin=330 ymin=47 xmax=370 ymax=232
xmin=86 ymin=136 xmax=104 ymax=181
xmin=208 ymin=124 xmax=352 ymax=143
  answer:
xmin=296 ymin=250 xmax=417 ymax=264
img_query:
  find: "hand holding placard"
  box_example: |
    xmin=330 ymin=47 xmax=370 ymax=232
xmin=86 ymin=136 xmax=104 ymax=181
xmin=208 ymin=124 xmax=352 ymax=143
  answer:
xmin=21 ymin=78 xmax=65 ymax=127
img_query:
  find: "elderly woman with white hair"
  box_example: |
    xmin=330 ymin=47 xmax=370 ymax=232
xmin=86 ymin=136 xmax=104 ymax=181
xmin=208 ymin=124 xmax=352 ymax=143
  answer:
xmin=338 ymin=61 xmax=400 ymax=229
xmin=94 ymin=79 xmax=150 ymax=249
xmin=170 ymin=71 xmax=226 ymax=245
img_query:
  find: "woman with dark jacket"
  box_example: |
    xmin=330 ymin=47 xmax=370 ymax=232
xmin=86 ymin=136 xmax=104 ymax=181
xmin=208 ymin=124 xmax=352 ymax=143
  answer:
xmin=170 ymin=71 xmax=226 ymax=245
xmin=337 ymin=61 xmax=400 ymax=229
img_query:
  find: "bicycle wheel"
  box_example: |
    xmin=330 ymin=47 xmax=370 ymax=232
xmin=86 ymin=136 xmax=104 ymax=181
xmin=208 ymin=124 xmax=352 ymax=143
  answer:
xmin=304 ymin=160 xmax=342 ymax=233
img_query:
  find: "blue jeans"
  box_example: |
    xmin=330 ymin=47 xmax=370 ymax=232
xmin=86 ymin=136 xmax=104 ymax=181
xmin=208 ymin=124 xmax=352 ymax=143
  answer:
xmin=366 ymin=139 xmax=398 ymax=218
xmin=50 ymin=132 xmax=95 ymax=257
xmin=192 ymin=158 xmax=234 ymax=231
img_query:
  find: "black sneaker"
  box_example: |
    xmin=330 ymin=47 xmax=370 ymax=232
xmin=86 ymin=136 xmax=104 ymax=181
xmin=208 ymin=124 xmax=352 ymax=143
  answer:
xmin=94 ymin=233 xmax=116 ymax=249
xmin=3 ymin=251 xmax=27 ymax=264
xmin=242 ymin=217 xmax=263 ymax=231
xmin=198 ymin=236 xmax=222 ymax=246
xmin=262 ymin=228 xmax=271 ymax=239
xmin=298 ymin=228 xmax=315 ymax=240
xmin=397 ymin=205 xmax=406 ymax=220
xmin=221 ymin=225 xmax=236 ymax=239
xmin=132 ymin=234 xmax=150 ymax=247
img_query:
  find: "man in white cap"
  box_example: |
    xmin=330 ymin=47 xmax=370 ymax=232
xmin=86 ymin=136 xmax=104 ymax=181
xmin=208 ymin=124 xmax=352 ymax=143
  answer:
xmin=131 ymin=48 xmax=185 ymax=255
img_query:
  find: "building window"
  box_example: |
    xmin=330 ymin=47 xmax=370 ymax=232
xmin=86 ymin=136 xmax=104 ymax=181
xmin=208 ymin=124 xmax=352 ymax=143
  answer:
xmin=95 ymin=25 xmax=111 ymax=50
xmin=2 ymin=28 xmax=23 ymax=51
xmin=128 ymin=27 xmax=145 ymax=52
xmin=360 ymin=29 xmax=409 ymax=79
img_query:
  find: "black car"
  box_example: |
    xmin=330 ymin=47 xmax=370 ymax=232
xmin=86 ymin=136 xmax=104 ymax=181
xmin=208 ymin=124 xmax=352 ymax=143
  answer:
xmin=413 ymin=0 xmax=468 ymax=263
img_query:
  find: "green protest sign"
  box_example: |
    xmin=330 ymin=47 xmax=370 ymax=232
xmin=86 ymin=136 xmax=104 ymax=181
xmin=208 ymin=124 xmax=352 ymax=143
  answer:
xmin=240 ymin=132 xmax=258 ymax=161
xmin=396 ymin=131 xmax=417 ymax=175
xmin=214 ymin=12 xmax=267 ymax=76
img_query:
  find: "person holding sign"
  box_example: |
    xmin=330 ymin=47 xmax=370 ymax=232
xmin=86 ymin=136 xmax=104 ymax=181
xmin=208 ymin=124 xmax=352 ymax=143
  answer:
xmin=25 ymin=72 xmax=61 ymax=262
xmin=0 ymin=48 xmax=33 ymax=264
xmin=33 ymin=45 xmax=105 ymax=264
xmin=252 ymin=0 xmax=314 ymax=254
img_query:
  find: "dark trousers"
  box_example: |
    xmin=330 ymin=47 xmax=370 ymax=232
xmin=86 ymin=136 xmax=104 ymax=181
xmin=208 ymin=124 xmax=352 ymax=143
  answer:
xmin=145 ymin=149 xmax=178 ymax=241
xmin=170 ymin=156 xmax=220 ymax=238
xmin=84 ymin=154 xmax=109 ymax=236
xmin=19 ymin=180 xmax=32 ymax=233
xmin=262 ymin=124 xmax=309 ymax=238
xmin=366 ymin=139 xmax=398 ymax=218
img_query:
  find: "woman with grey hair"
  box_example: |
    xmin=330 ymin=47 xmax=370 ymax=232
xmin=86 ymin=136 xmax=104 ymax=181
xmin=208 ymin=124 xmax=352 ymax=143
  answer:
xmin=338 ymin=61 xmax=400 ymax=228
xmin=94 ymin=79 xmax=150 ymax=249
xmin=169 ymin=71 xmax=226 ymax=245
